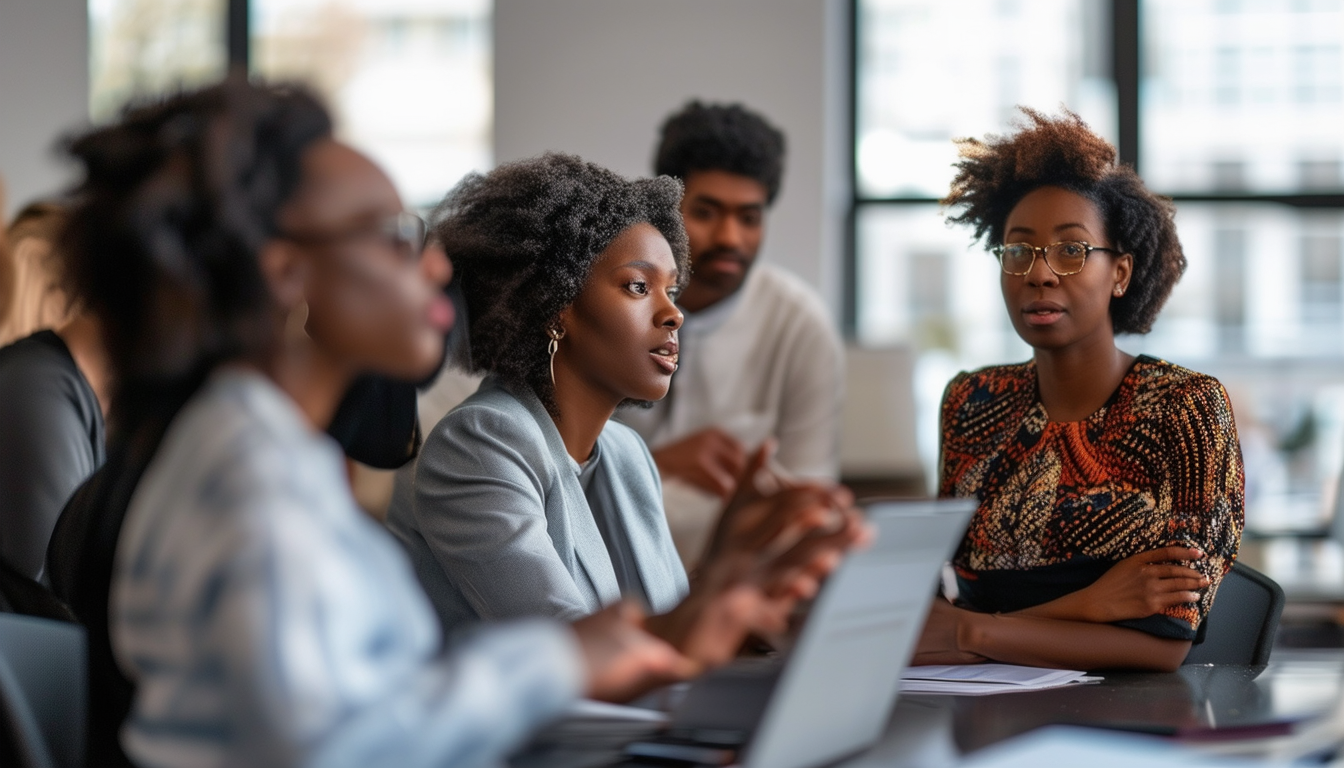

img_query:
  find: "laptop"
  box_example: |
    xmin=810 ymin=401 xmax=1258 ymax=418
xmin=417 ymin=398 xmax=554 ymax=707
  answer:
xmin=627 ymin=498 xmax=976 ymax=768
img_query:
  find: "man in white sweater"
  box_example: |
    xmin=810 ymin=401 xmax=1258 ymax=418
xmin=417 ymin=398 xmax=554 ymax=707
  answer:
xmin=618 ymin=101 xmax=844 ymax=567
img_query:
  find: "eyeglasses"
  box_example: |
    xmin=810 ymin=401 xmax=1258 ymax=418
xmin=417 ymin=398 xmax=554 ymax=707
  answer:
xmin=280 ymin=211 xmax=427 ymax=261
xmin=992 ymin=241 xmax=1121 ymax=277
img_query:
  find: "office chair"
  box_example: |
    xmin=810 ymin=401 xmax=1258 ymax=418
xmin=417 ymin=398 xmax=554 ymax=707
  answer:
xmin=1183 ymin=562 xmax=1285 ymax=666
xmin=0 ymin=613 xmax=87 ymax=768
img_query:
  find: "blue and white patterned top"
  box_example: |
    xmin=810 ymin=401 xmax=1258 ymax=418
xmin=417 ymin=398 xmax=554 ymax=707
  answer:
xmin=111 ymin=368 xmax=582 ymax=768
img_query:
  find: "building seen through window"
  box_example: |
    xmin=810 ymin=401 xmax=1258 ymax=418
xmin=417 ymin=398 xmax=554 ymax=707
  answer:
xmin=89 ymin=0 xmax=492 ymax=209
xmin=89 ymin=0 xmax=228 ymax=123
xmin=251 ymin=0 xmax=491 ymax=208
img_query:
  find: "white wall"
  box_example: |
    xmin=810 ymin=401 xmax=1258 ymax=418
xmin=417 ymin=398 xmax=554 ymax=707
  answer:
xmin=0 ymin=0 xmax=89 ymax=220
xmin=493 ymin=0 xmax=850 ymax=314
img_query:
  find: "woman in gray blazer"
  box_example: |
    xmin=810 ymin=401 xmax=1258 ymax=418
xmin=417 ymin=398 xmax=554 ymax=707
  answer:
xmin=387 ymin=153 xmax=865 ymax=661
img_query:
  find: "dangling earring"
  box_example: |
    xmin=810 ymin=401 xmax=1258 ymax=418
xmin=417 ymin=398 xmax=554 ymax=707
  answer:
xmin=547 ymin=326 xmax=566 ymax=388
xmin=285 ymin=300 xmax=310 ymax=344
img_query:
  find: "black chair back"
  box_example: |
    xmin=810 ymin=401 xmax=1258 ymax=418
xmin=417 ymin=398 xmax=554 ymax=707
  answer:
xmin=0 ymin=560 xmax=74 ymax=623
xmin=47 ymin=460 xmax=141 ymax=768
xmin=0 ymin=613 xmax=86 ymax=768
xmin=1184 ymin=561 xmax=1285 ymax=666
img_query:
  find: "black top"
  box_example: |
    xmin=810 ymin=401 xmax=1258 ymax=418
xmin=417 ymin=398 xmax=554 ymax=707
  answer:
xmin=0 ymin=330 xmax=105 ymax=581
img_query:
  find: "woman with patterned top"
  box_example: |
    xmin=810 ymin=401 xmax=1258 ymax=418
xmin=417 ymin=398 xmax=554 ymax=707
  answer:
xmin=913 ymin=109 xmax=1244 ymax=672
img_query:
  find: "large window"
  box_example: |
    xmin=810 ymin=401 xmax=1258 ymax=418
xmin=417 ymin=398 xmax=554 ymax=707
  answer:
xmin=251 ymin=0 xmax=490 ymax=207
xmin=852 ymin=0 xmax=1344 ymax=529
xmin=89 ymin=0 xmax=492 ymax=207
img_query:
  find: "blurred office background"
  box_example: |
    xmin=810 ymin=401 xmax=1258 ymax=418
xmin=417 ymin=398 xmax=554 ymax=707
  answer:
xmin=1 ymin=0 xmax=1344 ymax=544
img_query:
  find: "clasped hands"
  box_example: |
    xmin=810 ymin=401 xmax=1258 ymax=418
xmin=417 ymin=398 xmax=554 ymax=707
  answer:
xmin=577 ymin=441 xmax=871 ymax=701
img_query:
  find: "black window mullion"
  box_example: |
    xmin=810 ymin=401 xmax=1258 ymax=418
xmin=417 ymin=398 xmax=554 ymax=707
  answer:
xmin=843 ymin=0 xmax=860 ymax=337
xmin=1113 ymin=0 xmax=1141 ymax=170
xmin=227 ymin=0 xmax=249 ymax=74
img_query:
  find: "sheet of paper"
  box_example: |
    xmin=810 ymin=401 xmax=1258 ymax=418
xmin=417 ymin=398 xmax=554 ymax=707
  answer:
xmin=900 ymin=678 xmax=1102 ymax=696
xmin=903 ymin=663 xmax=1087 ymax=685
xmin=901 ymin=664 xmax=1102 ymax=695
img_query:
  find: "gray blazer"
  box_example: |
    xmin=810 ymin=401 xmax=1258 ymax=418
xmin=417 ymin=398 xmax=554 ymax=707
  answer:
xmin=386 ymin=377 xmax=688 ymax=630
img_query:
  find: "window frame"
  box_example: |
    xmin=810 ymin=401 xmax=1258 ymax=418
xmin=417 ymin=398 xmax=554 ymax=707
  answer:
xmin=843 ymin=0 xmax=1344 ymax=337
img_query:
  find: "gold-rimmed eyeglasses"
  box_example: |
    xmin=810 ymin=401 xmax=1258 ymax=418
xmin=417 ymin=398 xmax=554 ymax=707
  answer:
xmin=992 ymin=241 xmax=1121 ymax=277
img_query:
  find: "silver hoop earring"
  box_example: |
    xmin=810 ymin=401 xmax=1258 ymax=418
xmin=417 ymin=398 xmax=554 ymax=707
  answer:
xmin=547 ymin=327 xmax=565 ymax=388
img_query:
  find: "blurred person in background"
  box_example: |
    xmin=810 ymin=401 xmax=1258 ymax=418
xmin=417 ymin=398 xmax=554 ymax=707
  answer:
xmin=55 ymin=78 xmax=718 ymax=768
xmin=617 ymin=101 xmax=844 ymax=568
xmin=0 ymin=198 xmax=110 ymax=583
xmin=0 ymin=202 xmax=78 ymax=344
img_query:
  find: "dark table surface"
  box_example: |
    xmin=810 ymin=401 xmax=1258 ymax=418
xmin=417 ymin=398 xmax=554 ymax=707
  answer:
xmin=513 ymin=650 xmax=1344 ymax=768
xmin=850 ymin=650 xmax=1344 ymax=767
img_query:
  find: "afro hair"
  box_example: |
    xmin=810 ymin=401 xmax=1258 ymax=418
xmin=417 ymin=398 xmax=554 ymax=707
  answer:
xmin=654 ymin=101 xmax=786 ymax=204
xmin=943 ymin=108 xmax=1185 ymax=335
xmin=435 ymin=152 xmax=689 ymax=413
xmin=62 ymin=77 xmax=332 ymax=429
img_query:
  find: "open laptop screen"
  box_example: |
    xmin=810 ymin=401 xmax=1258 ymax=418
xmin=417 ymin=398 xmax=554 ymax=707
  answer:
xmin=743 ymin=499 xmax=976 ymax=768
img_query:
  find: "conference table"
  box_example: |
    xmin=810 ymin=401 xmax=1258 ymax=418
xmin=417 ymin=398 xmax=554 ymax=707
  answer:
xmin=511 ymin=650 xmax=1344 ymax=767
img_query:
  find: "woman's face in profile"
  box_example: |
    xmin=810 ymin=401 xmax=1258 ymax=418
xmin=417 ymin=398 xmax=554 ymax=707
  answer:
xmin=998 ymin=186 xmax=1132 ymax=353
xmin=285 ymin=141 xmax=453 ymax=381
xmin=554 ymin=222 xmax=683 ymax=405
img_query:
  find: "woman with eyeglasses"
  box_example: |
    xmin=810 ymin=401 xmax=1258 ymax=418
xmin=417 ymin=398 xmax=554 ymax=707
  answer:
xmin=62 ymin=80 xmax=727 ymax=768
xmin=912 ymin=110 xmax=1243 ymax=672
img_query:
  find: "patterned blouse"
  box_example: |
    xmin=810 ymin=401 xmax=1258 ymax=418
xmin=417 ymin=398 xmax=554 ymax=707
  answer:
xmin=938 ymin=355 xmax=1244 ymax=640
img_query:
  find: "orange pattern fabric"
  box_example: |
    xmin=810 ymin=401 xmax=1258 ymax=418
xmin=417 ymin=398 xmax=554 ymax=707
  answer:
xmin=938 ymin=355 xmax=1244 ymax=638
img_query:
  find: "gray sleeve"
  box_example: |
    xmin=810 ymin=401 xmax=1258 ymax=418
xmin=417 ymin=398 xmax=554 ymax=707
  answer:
xmin=773 ymin=311 xmax=844 ymax=481
xmin=0 ymin=354 xmax=100 ymax=580
xmin=412 ymin=405 xmax=594 ymax=622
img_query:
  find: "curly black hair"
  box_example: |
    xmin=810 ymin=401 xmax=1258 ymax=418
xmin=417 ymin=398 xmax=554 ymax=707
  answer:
xmin=654 ymin=101 xmax=786 ymax=204
xmin=435 ymin=152 xmax=689 ymax=414
xmin=943 ymin=108 xmax=1185 ymax=335
xmin=61 ymin=77 xmax=332 ymax=429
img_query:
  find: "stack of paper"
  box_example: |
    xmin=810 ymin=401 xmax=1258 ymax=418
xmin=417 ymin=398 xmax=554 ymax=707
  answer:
xmin=900 ymin=663 xmax=1102 ymax=695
